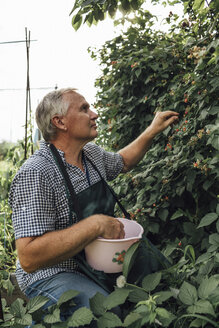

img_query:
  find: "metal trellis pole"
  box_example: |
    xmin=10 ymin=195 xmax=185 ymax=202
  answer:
xmin=24 ymin=28 xmax=33 ymax=159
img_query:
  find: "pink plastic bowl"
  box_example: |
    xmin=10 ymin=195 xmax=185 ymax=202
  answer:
xmin=84 ymin=218 xmax=144 ymax=273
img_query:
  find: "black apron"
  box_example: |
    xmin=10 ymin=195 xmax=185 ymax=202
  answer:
xmin=50 ymin=144 xmax=170 ymax=293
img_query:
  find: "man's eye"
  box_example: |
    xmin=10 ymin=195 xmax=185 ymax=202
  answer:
xmin=82 ymin=105 xmax=88 ymax=111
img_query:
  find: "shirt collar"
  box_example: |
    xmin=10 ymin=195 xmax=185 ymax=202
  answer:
xmin=39 ymin=140 xmax=67 ymax=165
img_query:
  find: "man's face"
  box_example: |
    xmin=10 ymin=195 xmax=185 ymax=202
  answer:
xmin=63 ymin=92 xmax=98 ymax=142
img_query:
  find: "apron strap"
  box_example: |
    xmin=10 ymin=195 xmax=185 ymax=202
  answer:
xmin=49 ymin=144 xmax=83 ymax=222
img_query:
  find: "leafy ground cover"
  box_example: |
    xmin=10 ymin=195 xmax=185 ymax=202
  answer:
xmin=0 ymin=0 xmax=218 ymax=327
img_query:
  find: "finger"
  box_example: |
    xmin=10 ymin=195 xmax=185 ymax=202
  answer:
xmin=119 ymin=225 xmax=125 ymax=239
xmin=120 ymin=229 xmax=125 ymax=239
xmin=115 ymin=221 xmax=124 ymax=239
xmin=162 ymin=111 xmax=179 ymax=117
xmin=169 ymin=115 xmax=179 ymax=122
xmin=155 ymin=110 xmax=178 ymax=118
xmin=164 ymin=116 xmax=179 ymax=129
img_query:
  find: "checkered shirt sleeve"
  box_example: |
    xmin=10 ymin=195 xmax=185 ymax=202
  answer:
xmin=10 ymin=169 xmax=56 ymax=240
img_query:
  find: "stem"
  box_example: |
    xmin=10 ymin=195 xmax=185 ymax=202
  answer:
xmin=174 ymin=314 xmax=219 ymax=328
xmin=126 ymin=283 xmax=148 ymax=293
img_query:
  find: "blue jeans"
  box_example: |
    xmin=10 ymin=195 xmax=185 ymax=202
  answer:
xmin=25 ymin=271 xmax=108 ymax=326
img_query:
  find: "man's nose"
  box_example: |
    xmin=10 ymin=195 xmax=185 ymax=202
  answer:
xmin=90 ymin=109 xmax=98 ymax=119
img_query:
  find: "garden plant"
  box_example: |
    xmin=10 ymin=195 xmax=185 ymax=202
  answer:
xmin=0 ymin=0 xmax=218 ymax=327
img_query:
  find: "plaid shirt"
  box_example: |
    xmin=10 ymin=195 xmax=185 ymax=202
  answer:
xmin=9 ymin=141 xmax=124 ymax=292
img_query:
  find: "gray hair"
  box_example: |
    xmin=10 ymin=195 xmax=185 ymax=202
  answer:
xmin=35 ymin=88 xmax=77 ymax=141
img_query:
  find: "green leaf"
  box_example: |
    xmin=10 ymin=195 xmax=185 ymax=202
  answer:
xmin=198 ymin=276 xmax=219 ymax=299
xmin=135 ymin=68 xmax=141 ymax=78
xmin=10 ymin=298 xmax=26 ymax=317
xmin=123 ymin=312 xmax=142 ymax=327
xmin=170 ymin=209 xmax=184 ymax=220
xmin=72 ymin=14 xmax=83 ymax=31
xmin=57 ymin=290 xmax=80 ymax=307
xmin=212 ymin=135 xmax=219 ymax=150
xmin=156 ymin=307 xmax=176 ymax=327
xmin=44 ymin=308 xmax=61 ymax=324
xmin=2 ymin=278 xmax=14 ymax=296
xmin=179 ymin=281 xmax=198 ymax=305
xmin=154 ymin=291 xmax=173 ymax=304
xmin=216 ymin=219 xmax=219 ymax=233
xmin=15 ymin=313 xmax=32 ymax=326
xmin=108 ymin=4 xmax=117 ymax=18
xmin=68 ymin=307 xmax=94 ymax=327
xmin=203 ymin=179 xmax=214 ymax=191
xmin=209 ymin=106 xmax=219 ymax=115
xmin=208 ymin=287 xmax=219 ymax=304
xmin=128 ymin=288 xmax=148 ymax=303
xmin=209 ymin=233 xmax=219 ymax=246
xmin=158 ymin=208 xmax=169 ymax=221
xmin=97 ymin=312 xmax=122 ymax=328
xmin=130 ymin=0 xmax=140 ymax=10
xmin=84 ymin=12 xmax=94 ymax=27
xmin=184 ymin=245 xmax=196 ymax=263
xmin=197 ymin=213 xmax=218 ymax=228
xmin=89 ymin=292 xmax=106 ymax=316
xmin=103 ymin=288 xmax=130 ymax=310
xmin=26 ymin=295 xmax=48 ymax=313
xmin=123 ymin=241 xmax=140 ymax=278
xmin=142 ymin=272 xmax=162 ymax=292
xmin=187 ymin=299 xmax=216 ymax=317
xmin=190 ymin=318 xmax=205 ymax=328
xmin=121 ymin=0 xmax=131 ymax=12
xmin=196 ymin=252 xmax=212 ymax=264
xmin=81 ymin=0 xmax=95 ymax=7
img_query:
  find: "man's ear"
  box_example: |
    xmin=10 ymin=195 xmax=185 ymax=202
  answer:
xmin=51 ymin=115 xmax=67 ymax=130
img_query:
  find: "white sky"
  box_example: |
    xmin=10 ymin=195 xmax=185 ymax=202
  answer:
xmin=0 ymin=0 xmax=183 ymax=143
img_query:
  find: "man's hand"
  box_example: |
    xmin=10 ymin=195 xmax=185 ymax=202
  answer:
xmin=119 ymin=110 xmax=179 ymax=172
xmin=95 ymin=215 xmax=125 ymax=239
xmin=148 ymin=111 xmax=179 ymax=137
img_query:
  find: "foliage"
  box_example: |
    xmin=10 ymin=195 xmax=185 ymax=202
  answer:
xmin=70 ymin=0 xmax=144 ymax=30
xmin=1 ymin=245 xmax=219 ymax=327
xmin=70 ymin=0 xmax=219 ymax=30
xmin=0 ymin=142 xmax=15 ymax=161
xmin=0 ymin=136 xmax=35 ymax=277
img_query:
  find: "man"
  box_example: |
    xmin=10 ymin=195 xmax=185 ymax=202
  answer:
xmin=9 ymin=88 xmax=179 ymax=320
